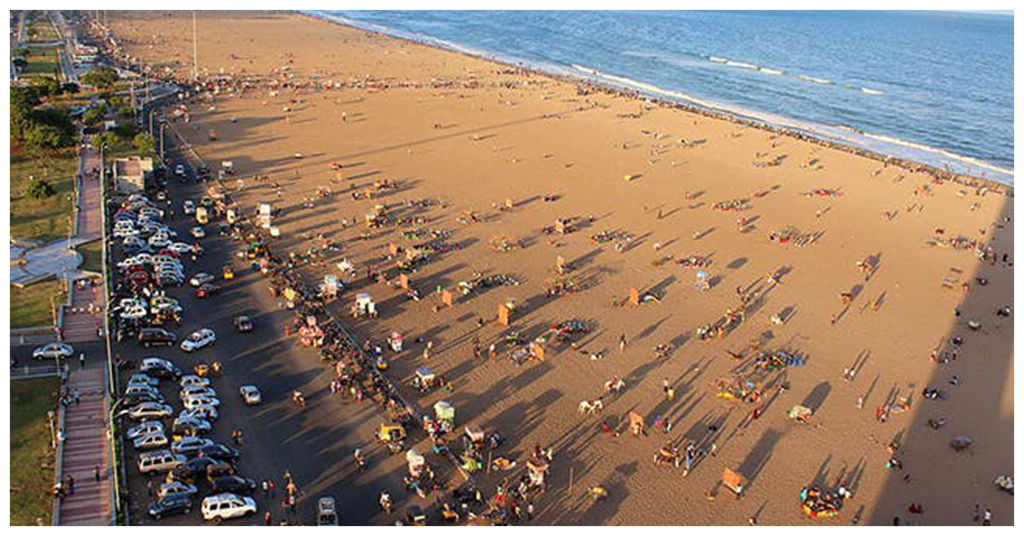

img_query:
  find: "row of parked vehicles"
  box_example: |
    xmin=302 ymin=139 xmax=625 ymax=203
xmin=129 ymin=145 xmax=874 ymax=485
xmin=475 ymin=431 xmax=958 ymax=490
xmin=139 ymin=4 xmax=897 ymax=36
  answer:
xmin=110 ymin=176 xmax=263 ymax=522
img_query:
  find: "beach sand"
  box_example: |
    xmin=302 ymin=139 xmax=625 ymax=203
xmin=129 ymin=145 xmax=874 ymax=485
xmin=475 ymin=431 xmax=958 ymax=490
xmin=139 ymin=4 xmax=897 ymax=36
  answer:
xmin=105 ymin=11 xmax=1013 ymax=525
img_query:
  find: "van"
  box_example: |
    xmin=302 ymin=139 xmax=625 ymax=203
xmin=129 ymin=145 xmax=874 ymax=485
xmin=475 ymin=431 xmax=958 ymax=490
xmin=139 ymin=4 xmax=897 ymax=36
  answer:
xmin=138 ymin=449 xmax=187 ymax=474
xmin=139 ymin=328 xmax=177 ymax=347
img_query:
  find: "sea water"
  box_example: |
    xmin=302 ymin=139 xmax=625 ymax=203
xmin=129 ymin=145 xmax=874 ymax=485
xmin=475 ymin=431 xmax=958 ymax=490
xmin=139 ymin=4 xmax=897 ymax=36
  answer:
xmin=318 ymin=10 xmax=1014 ymax=185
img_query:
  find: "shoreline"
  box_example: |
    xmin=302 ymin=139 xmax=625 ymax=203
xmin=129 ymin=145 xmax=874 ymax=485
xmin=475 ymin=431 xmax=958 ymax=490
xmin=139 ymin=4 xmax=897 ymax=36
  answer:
xmin=304 ymin=10 xmax=1013 ymax=194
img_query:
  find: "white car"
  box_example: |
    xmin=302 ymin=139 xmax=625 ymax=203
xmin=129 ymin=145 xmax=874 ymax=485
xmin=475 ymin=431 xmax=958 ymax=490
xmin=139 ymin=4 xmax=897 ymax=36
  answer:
xmin=183 ymin=201 xmax=196 ymax=215
xmin=179 ymin=386 xmax=217 ymax=400
xmin=191 ymin=226 xmax=206 ymax=239
xmin=189 ymin=273 xmax=215 ymax=287
xmin=180 ymin=328 xmax=216 ymax=352
xmin=114 ymin=227 xmax=141 ymax=238
xmin=158 ymin=481 xmax=198 ymax=498
xmin=171 ymin=436 xmax=214 ymax=454
xmin=120 ymin=306 xmax=148 ymax=321
xmin=201 ymin=493 xmax=257 ymax=522
xmin=126 ymin=420 xmax=164 ymax=440
xmin=32 ymin=342 xmax=74 ymax=361
xmin=169 ymin=242 xmax=195 ymax=254
xmin=128 ymin=374 xmax=160 ymax=388
xmin=180 ymin=405 xmax=218 ymax=421
xmin=183 ymin=395 xmax=221 ymax=409
xmin=133 ymin=432 xmax=169 ymax=450
xmin=179 ymin=375 xmax=211 ymax=388
xmin=121 ymin=403 xmax=174 ymax=420
xmin=175 ymin=164 xmax=186 ymax=176
xmin=149 ymin=235 xmax=172 ymax=249
xmin=239 ymin=385 xmax=262 ymax=406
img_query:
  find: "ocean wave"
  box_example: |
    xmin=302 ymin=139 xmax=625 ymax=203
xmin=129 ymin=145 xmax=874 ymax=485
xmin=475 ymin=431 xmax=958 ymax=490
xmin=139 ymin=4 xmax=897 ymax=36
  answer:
xmin=797 ymin=74 xmax=832 ymax=85
xmin=759 ymin=67 xmax=784 ymax=75
xmin=861 ymin=87 xmax=884 ymax=95
xmin=709 ymin=56 xmax=727 ymax=63
xmin=726 ymin=60 xmax=758 ymax=70
xmin=862 ymin=132 xmax=1013 ymax=174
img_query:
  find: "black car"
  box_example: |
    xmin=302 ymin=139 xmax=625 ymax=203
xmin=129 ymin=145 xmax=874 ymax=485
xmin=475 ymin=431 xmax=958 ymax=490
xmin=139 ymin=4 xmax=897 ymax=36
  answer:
xmin=199 ymin=443 xmax=241 ymax=462
xmin=171 ymin=457 xmax=224 ymax=482
xmin=233 ymin=315 xmax=253 ymax=333
xmin=211 ymin=475 xmax=257 ymax=494
xmin=141 ymin=361 xmax=182 ymax=379
xmin=148 ymin=492 xmax=193 ymax=519
xmin=139 ymin=328 xmax=176 ymax=348
xmin=206 ymin=461 xmax=235 ymax=481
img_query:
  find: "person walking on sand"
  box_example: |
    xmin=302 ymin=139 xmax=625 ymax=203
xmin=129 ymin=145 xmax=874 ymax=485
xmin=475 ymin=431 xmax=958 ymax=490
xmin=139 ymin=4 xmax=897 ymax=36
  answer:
xmin=619 ymin=334 xmax=627 ymax=353
xmin=983 ymin=509 xmax=992 ymax=526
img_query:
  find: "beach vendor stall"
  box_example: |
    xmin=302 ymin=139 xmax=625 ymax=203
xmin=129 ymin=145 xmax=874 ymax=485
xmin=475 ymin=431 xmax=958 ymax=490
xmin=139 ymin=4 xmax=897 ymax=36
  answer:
xmin=406 ymin=449 xmax=427 ymax=478
xmin=389 ymin=331 xmax=404 ymax=352
xmin=434 ymin=400 xmax=455 ymax=432
xmin=377 ymin=423 xmax=406 ymax=454
xmin=352 ymin=293 xmax=376 ymax=318
xmin=412 ymin=367 xmax=438 ymax=392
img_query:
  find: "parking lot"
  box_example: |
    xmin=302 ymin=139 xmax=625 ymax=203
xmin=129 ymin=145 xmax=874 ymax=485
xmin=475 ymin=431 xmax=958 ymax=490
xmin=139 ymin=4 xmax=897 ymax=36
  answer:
xmin=111 ymin=117 xmax=451 ymax=526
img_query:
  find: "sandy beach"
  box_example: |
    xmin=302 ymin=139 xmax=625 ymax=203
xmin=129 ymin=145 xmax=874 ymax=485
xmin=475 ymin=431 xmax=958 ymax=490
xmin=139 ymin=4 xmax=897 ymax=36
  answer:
xmin=104 ymin=11 xmax=1013 ymax=525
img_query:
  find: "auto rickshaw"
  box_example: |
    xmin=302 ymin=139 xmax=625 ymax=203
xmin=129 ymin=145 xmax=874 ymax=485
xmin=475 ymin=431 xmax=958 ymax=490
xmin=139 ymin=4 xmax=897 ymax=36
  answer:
xmin=440 ymin=503 xmax=460 ymax=523
xmin=194 ymin=361 xmax=223 ymax=378
xmin=375 ymin=355 xmax=389 ymax=371
xmin=405 ymin=506 xmax=427 ymax=526
xmin=222 ymin=265 xmax=235 ymax=280
xmin=377 ymin=423 xmax=406 ymax=454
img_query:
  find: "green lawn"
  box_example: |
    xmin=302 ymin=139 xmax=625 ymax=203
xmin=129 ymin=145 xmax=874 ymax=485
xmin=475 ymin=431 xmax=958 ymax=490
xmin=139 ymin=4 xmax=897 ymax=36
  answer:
xmin=10 ymin=377 xmax=60 ymax=526
xmin=10 ymin=142 xmax=78 ymax=244
xmin=26 ymin=12 xmax=60 ymax=43
xmin=76 ymin=240 xmax=103 ymax=273
xmin=20 ymin=46 xmax=60 ymax=78
xmin=10 ymin=279 xmax=65 ymax=329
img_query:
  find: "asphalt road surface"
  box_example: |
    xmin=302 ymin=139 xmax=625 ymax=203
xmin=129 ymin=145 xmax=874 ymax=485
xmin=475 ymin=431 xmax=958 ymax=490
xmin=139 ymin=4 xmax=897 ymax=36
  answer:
xmin=115 ymin=116 xmax=454 ymax=526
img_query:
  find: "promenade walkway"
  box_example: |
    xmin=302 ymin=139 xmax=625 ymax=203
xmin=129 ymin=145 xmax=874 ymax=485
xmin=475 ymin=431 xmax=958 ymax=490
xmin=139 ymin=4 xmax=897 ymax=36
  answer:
xmin=58 ymin=362 xmax=111 ymax=526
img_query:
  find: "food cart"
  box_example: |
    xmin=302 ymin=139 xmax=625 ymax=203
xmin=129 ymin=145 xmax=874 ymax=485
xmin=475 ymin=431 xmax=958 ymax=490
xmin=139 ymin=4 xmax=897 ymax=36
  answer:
xmin=412 ymin=367 xmax=437 ymax=392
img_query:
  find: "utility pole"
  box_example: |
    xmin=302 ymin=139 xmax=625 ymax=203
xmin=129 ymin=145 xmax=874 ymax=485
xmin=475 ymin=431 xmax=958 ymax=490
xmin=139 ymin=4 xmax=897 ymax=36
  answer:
xmin=192 ymin=11 xmax=198 ymax=81
xmin=159 ymin=124 xmax=166 ymax=161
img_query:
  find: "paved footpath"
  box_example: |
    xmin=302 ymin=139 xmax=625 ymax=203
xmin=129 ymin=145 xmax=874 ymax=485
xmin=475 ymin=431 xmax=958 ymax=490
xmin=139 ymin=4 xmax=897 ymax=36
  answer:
xmin=58 ymin=362 xmax=111 ymax=525
xmin=61 ymin=139 xmax=106 ymax=343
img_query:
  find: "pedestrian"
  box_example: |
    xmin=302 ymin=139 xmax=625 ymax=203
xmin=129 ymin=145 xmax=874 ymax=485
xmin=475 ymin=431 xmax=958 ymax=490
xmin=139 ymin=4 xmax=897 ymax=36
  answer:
xmin=527 ymin=502 xmax=534 ymax=521
xmin=601 ymin=422 xmax=612 ymax=435
xmin=262 ymin=480 xmax=269 ymax=497
xmin=269 ymin=480 xmax=276 ymax=498
xmin=857 ymin=396 xmax=863 ymax=409
xmin=619 ymin=334 xmax=627 ymax=352
xmin=66 ymin=474 xmax=75 ymax=494
xmin=489 ymin=344 xmax=497 ymax=360
xmin=667 ymin=387 xmax=675 ymax=401
xmin=79 ymin=353 xmax=86 ymax=369
xmin=983 ymin=509 xmax=992 ymax=526
xmin=264 ymin=512 xmax=272 ymax=526
xmin=662 ymin=378 xmax=669 ymax=394
xmin=73 ymin=388 xmax=80 ymax=405
xmin=147 ymin=480 xmax=154 ymax=497
xmin=94 ymin=465 xmax=101 ymax=482
xmin=972 ymin=503 xmax=980 ymax=523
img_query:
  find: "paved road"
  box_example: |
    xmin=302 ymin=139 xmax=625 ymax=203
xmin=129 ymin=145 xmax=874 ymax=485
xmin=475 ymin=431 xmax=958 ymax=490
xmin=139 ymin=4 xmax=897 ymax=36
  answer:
xmin=115 ymin=118 xmax=452 ymax=526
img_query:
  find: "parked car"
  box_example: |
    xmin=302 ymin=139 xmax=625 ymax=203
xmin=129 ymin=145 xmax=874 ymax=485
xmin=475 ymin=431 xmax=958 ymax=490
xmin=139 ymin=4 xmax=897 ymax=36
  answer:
xmin=179 ymin=405 xmax=218 ymax=421
xmin=211 ymin=475 xmax=256 ymax=494
xmin=172 ymin=417 xmax=212 ymax=436
xmin=195 ymin=283 xmax=221 ymax=298
xmin=180 ymin=385 xmax=217 ymax=399
xmin=239 ymin=385 xmax=262 ymax=405
xmin=180 ymin=375 xmax=211 ymax=388
xmin=149 ymin=492 xmax=194 ymax=520
xmin=139 ymin=327 xmax=177 ymax=348
xmin=122 ymin=390 xmax=165 ymax=407
xmin=180 ymin=328 xmax=216 ymax=352
xmin=140 ymin=358 xmax=182 ymax=379
xmin=175 ymin=164 xmax=186 ymax=176
xmin=169 ymin=242 xmax=195 ymax=255
xmin=189 ymin=273 xmax=215 ymax=287
xmin=32 ymin=342 xmax=74 ymax=361
xmin=137 ymin=450 xmax=187 ymax=474
xmin=172 ymin=457 xmax=223 ymax=482
xmin=121 ymin=402 xmax=174 ymax=420
xmin=134 ymin=432 xmax=169 ymax=450
xmin=158 ymin=481 xmax=198 ymax=499
xmin=183 ymin=200 xmax=196 ymax=215
xmin=200 ymin=444 xmax=241 ymax=462
xmin=191 ymin=226 xmax=206 ymax=239
xmin=201 ymin=493 xmax=257 ymax=522
xmin=128 ymin=373 xmax=160 ymax=388
xmin=126 ymin=420 xmax=164 ymax=440
xmin=183 ymin=395 xmax=220 ymax=409
xmin=317 ymin=496 xmax=339 ymax=526
xmin=171 ymin=436 xmax=214 ymax=455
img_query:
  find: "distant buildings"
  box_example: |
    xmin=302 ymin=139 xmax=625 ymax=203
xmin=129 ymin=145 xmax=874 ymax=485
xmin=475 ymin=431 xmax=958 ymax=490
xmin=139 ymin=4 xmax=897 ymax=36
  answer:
xmin=113 ymin=156 xmax=153 ymax=194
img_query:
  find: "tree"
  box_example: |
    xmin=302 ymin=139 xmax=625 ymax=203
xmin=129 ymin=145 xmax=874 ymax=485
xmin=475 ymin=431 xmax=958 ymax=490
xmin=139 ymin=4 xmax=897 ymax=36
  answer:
xmin=12 ymin=57 xmax=27 ymax=70
xmin=31 ymin=77 xmax=61 ymax=98
xmin=26 ymin=178 xmax=57 ymax=199
xmin=23 ymin=123 xmax=66 ymax=150
xmin=93 ymin=131 xmax=119 ymax=149
xmin=132 ymin=133 xmax=156 ymax=155
xmin=10 ymin=87 xmax=41 ymax=138
xmin=117 ymin=106 xmax=136 ymax=119
xmin=31 ymin=107 xmax=75 ymax=146
xmin=61 ymin=82 xmax=79 ymax=95
xmin=83 ymin=106 xmax=107 ymax=126
xmin=82 ymin=66 xmax=119 ymax=89
xmin=108 ymin=96 xmax=127 ymax=109
xmin=114 ymin=122 xmax=139 ymax=141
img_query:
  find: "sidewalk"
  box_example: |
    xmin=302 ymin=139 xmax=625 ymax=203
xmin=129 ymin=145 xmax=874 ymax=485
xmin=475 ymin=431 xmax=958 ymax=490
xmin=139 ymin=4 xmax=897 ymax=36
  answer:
xmin=58 ymin=363 xmax=111 ymax=526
